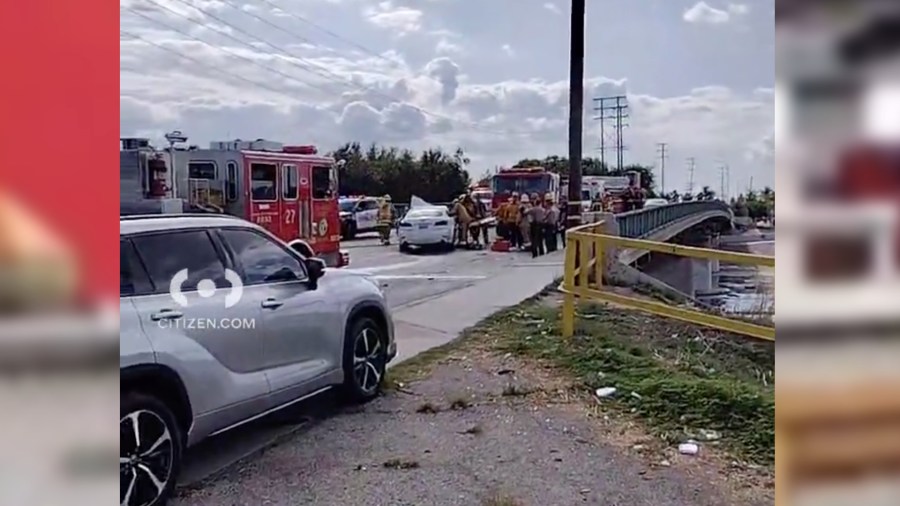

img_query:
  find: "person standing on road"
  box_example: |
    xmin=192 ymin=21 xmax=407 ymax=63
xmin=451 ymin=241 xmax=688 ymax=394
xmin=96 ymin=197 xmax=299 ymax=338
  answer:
xmin=376 ymin=194 xmax=394 ymax=245
xmin=475 ymin=195 xmax=490 ymax=245
xmin=518 ymin=193 xmax=531 ymax=250
xmin=543 ymin=194 xmax=560 ymax=253
xmin=507 ymin=193 xmax=522 ymax=248
xmin=526 ymin=193 xmax=546 ymax=258
xmin=495 ymin=192 xmax=510 ymax=240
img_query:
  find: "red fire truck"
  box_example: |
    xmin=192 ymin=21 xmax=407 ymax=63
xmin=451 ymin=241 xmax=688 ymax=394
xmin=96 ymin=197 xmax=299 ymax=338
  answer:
xmin=121 ymin=138 xmax=347 ymax=267
xmin=489 ymin=166 xmax=562 ymax=210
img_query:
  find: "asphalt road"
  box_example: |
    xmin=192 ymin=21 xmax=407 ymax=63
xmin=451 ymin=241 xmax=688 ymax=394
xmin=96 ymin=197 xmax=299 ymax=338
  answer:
xmin=179 ymin=233 xmax=566 ymax=486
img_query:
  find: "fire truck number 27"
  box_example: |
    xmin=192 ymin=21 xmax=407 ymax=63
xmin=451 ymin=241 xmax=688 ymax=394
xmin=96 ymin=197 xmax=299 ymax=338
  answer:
xmin=253 ymin=211 xmax=295 ymax=225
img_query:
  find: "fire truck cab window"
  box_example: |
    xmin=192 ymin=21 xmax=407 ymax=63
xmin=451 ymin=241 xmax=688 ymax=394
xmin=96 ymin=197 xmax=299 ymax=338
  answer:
xmin=226 ymin=161 xmax=239 ymax=202
xmin=312 ymin=166 xmax=334 ymax=200
xmin=188 ymin=161 xmax=217 ymax=180
xmin=251 ymin=163 xmax=278 ymax=201
xmin=282 ymin=165 xmax=298 ymax=200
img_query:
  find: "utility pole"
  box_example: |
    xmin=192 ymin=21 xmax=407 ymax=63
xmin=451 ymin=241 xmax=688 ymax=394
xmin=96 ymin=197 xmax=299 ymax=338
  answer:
xmin=566 ymin=0 xmax=586 ymax=229
xmin=719 ymin=165 xmax=726 ymax=201
xmin=656 ymin=142 xmax=668 ymax=195
xmin=686 ymin=157 xmax=696 ymax=195
xmin=592 ymin=95 xmax=628 ymax=171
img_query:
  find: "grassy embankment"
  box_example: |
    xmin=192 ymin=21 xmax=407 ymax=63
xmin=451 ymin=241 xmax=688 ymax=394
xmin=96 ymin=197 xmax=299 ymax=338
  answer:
xmin=388 ymin=286 xmax=775 ymax=466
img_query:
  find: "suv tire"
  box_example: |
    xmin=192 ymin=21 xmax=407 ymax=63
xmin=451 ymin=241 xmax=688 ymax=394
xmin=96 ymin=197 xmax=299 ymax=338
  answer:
xmin=120 ymin=391 xmax=183 ymax=506
xmin=340 ymin=316 xmax=387 ymax=403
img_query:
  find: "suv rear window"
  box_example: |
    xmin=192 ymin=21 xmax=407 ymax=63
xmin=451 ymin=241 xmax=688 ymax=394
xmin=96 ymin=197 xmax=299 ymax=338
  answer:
xmin=131 ymin=230 xmax=229 ymax=292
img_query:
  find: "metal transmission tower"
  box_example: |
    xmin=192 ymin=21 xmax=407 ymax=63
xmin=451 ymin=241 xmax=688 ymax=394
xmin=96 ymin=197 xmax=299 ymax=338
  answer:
xmin=592 ymin=95 xmax=629 ymax=171
xmin=656 ymin=142 xmax=668 ymax=195
xmin=686 ymin=157 xmax=696 ymax=195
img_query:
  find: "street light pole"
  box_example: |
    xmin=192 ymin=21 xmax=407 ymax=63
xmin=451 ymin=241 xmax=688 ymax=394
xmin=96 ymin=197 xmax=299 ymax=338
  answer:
xmin=566 ymin=0 xmax=586 ymax=230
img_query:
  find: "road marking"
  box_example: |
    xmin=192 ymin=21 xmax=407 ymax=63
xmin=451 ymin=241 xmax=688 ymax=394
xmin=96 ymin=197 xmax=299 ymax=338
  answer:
xmin=741 ymin=240 xmax=775 ymax=246
xmin=370 ymin=274 xmax=488 ymax=281
xmin=345 ymin=260 xmax=424 ymax=274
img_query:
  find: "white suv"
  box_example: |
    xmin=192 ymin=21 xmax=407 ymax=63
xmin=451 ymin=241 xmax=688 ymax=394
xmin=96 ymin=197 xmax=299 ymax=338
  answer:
xmin=120 ymin=214 xmax=396 ymax=506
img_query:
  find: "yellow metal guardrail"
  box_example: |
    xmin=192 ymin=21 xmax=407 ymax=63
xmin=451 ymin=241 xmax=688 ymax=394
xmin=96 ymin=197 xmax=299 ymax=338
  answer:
xmin=560 ymin=220 xmax=775 ymax=341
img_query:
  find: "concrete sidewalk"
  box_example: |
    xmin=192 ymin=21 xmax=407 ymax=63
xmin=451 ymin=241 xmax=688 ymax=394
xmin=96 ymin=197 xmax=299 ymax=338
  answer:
xmin=390 ymin=250 xmax=564 ymax=365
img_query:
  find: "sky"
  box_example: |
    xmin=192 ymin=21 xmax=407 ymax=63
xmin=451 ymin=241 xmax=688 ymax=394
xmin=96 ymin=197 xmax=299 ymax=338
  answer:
xmin=120 ymin=0 xmax=775 ymax=197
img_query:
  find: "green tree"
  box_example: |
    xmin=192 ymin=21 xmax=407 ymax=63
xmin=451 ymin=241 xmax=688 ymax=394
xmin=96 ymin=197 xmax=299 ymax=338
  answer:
xmin=331 ymin=143 xmax=471 ymax=203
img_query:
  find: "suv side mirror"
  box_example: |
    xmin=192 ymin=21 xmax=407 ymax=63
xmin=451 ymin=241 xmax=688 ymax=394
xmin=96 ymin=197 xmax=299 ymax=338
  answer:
xmin=304 ymin=257 xmax=326 ymax=285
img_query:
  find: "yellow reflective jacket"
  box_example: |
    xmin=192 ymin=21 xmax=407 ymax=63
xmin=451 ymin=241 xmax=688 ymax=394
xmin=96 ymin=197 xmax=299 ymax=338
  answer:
xmin=377 ymin=200 xmax=392 ymax=223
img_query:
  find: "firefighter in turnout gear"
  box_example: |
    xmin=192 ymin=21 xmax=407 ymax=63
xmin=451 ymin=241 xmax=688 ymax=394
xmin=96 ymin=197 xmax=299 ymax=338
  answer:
xmin=376 ymin=195 xmax=394 ymax=245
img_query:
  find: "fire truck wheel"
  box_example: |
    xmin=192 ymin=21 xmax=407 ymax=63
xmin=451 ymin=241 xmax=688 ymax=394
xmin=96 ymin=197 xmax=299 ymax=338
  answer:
xmin=342 ymin=222 xmax=357 ymax=240
xmin=340 ymin=316 xmax=387 ymax=404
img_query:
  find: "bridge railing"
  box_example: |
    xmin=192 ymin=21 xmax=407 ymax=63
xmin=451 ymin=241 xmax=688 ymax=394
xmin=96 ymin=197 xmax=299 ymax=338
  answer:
xmin=616 ymin=200 xmax=733 ymax=238
xmin=560 ymin=219 xmax=775 ymax=341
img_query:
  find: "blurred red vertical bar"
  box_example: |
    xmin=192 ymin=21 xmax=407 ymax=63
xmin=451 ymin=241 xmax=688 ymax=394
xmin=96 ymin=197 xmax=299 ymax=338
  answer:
xmin=0 ymin=0 xmax=119 ymax=304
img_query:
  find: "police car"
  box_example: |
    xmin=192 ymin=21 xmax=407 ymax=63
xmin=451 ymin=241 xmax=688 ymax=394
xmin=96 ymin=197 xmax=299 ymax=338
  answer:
xmin=339 ymin=196 xmax=380 ymax=239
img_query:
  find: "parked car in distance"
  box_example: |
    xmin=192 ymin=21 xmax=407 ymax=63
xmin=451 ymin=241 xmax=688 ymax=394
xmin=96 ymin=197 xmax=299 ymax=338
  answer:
xmin=120 ymin=213 xmax=396 ymax=506
xmin=397 ymin=206 xmax=454 ymax=252
xmin=339 ymin=196 xmax=381 ymax=239
xmin=644 ymin=198 xmax=670 ymax=208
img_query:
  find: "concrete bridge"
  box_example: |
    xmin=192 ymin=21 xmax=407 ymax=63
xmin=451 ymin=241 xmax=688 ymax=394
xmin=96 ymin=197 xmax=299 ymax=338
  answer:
xmin=591 ymin=200 xmax=735 ymax=299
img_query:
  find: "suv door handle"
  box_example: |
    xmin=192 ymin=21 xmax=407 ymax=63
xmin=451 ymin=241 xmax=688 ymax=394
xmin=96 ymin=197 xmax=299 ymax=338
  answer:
xmin=261 ymin=298 xmax=284 ymax=310
xmin=150 ymin=309 xmax=184 ymax=321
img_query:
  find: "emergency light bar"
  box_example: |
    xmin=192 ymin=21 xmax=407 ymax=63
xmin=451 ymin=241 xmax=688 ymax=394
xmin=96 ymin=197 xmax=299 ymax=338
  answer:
xmin=498 ymin=166 xmax=547 ymax=173
xmin=283 ymin=145 xmax=318 ymax=155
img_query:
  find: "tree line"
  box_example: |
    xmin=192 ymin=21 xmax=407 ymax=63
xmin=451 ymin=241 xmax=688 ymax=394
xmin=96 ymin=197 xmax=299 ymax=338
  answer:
xmin=330 ymin=143 xmax=775 ymax=218
xmin=331 ymin=142 xmax=472 ymax=204
xmin=731 ymin=187 xmax=775 ymax=220
xmin=331 ymin=144 xmax=661 ymax=203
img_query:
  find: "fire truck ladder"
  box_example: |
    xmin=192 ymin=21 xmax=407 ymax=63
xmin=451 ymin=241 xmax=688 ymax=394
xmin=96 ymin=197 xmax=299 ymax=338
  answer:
xmin=188 ymin=178 xmax=225 ymax=214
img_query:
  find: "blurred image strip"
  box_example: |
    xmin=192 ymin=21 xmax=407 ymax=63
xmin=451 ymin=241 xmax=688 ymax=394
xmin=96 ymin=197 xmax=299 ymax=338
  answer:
xmin=777 ymin=1 xmax=900 ymax=504
xmin=0 ymin=188 xmax=117 ymax=369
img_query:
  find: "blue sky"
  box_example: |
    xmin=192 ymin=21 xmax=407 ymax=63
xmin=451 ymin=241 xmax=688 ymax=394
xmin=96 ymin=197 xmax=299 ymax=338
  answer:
xmin=120 ymin=0 xmax=775 ymax=195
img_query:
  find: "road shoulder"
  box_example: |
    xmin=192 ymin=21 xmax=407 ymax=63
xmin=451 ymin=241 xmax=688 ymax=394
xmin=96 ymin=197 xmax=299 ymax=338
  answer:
xmin=175 ymin=290 xmax=773 ymax=506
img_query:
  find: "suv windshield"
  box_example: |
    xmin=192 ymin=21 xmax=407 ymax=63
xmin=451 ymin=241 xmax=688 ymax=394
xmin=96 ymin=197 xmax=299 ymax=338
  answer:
xmin=339 ymin=200 xmax=357 ymax=212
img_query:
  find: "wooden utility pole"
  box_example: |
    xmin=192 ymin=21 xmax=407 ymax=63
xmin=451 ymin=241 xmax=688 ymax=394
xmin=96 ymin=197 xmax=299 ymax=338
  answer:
xmin=566 ymin=0 xmax=586 ymax=229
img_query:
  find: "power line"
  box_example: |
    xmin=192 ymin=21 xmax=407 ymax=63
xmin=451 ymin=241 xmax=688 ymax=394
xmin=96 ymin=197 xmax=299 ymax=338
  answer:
xmin=120 ymin=31 xmax=319 ymax=102
xmin=122 ymin=1 xmax=536 ymax=138
xmin=256 ymin=0 xmax=398 ymax=65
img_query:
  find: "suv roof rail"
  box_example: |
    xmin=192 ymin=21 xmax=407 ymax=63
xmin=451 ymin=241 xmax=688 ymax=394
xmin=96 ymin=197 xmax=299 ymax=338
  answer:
xmin=119 ymin=213 xmax=244 ymax=221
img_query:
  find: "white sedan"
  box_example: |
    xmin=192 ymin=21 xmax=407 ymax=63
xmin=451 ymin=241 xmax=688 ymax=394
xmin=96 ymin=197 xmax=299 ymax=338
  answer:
xmin=398 ymin=207 xmax=454 ymax=252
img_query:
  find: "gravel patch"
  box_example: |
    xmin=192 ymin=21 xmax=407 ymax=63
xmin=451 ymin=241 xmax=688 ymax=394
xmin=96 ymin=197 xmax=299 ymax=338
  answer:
xmin=173 ymin=354 xmax=769 ymax=506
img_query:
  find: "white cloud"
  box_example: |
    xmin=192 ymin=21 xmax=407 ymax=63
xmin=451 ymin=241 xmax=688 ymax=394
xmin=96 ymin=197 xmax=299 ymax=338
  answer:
xmin=683 ymin=1 xmax=748 ymax=25
xmin=364 ymin=1 xmax=423 ymax=34
xmin=543 ymin=2 xmax=562 ymax=15
xmin=501 ymin=44 xmax=515 ymax=58
xmin=119 ymin=0 xmax=773 ymax=190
